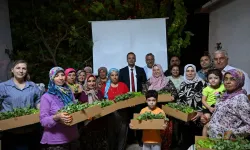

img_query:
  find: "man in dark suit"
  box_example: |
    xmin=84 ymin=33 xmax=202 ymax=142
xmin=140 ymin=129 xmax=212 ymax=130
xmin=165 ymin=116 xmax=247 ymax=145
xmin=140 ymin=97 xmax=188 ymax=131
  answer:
xmin=119 ymin=52 xmax=147 ymax=92
xmin=119 ymin=52 xmax=147 ymax=147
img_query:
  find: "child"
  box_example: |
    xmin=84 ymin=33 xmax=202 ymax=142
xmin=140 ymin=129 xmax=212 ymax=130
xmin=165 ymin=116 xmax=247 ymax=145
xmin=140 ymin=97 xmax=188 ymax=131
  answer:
xmin=130 ymin=90 xmax=167 ymax=150
xmin=201 ymin=69 xmax=225 ymax=136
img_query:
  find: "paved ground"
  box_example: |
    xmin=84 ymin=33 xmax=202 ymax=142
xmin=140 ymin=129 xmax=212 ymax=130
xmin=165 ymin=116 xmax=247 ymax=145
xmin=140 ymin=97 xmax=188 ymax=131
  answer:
xmin=126 ymin=144 xmax=142 ymax=150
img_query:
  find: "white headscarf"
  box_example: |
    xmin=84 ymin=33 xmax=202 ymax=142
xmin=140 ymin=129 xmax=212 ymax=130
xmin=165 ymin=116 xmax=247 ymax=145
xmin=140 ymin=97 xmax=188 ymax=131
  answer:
xmin=184 ymin=64 xmax=202 ymax=84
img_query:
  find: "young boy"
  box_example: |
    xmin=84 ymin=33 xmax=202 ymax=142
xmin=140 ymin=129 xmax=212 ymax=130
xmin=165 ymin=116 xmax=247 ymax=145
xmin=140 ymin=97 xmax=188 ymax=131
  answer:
xmin=131 ymin=90 xmax=167 ymax=150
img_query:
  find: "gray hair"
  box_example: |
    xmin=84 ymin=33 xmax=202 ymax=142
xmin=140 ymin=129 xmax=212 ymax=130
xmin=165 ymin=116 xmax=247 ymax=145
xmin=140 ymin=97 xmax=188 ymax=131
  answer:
xmin=213 ymin=50 xmax=228 ymax=58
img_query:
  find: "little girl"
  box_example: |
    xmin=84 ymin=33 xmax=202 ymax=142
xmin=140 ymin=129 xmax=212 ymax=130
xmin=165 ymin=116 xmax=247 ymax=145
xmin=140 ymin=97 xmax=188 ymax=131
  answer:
xmin=201 ymin=69 xmax=225 ymax=136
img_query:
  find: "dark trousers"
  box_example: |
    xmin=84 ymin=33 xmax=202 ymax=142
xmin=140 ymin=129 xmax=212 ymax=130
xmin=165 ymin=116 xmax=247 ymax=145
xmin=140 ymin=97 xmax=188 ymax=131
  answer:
xmin=178 ymin=121 xmax=202 ymax=150
xmin=108 ymin=110 xmax=128 ymax=150
xmin=79 ymin=116 xmax=109 ymax=150
xmin=127 ymin=104 xmax=145 ymax=145
xmin=41 ymin=140 xmax=80 ymax=150
xmin=1 ymin=125 xmax=42 ymax=150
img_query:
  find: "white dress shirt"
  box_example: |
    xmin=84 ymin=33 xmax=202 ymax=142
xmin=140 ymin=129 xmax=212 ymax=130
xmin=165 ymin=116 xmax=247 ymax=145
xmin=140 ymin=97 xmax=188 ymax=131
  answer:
xmin=223 ymin=65 xmax=250 ymax=94
xmin=144 ymin=66 xmax=152 ymax=80
xmin=128 ymin=66 xmax=137 ymax=92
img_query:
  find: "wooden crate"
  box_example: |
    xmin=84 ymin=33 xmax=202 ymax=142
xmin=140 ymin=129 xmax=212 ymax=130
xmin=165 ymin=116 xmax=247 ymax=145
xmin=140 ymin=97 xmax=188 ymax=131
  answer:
xmin=162 ymin=105 xmax=197 ymax=122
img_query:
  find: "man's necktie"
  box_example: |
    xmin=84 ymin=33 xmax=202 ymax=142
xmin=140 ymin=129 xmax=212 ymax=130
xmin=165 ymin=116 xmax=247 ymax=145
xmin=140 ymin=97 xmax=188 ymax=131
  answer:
xmin=131 ymin=69 xmax=135 ymax=92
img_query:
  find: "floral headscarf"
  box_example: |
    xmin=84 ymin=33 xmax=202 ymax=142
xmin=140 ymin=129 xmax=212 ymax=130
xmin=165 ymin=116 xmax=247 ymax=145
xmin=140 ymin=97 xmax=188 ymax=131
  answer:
xmin=149 ymin=64 xmax=169 ymax=91
xmin=184 ymin=64 xmax=202 ymax=84
xmin=221 ymin=69 xmax=247 ymax=101
xmin=47 ymin=67 xmax=74 ymax=106
xmin=83 ymin=74 xmax=99 ymax=104
xmin=104 ymin=68 xmax=119 ymax=99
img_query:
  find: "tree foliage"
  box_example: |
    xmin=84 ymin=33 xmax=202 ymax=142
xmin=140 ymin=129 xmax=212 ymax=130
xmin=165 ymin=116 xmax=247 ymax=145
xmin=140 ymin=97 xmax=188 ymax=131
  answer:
xmin=8 ymin=0 xmax=191 ymax=84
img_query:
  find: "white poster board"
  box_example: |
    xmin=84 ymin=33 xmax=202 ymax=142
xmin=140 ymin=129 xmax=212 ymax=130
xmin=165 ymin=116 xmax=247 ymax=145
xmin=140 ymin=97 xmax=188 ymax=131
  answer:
xmin=91 ymin=18 xmax=168 ymax=74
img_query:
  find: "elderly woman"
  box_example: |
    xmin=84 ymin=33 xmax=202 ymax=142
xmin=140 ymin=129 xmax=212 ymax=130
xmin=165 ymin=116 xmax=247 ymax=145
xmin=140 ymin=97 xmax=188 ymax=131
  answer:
xmin=76 ymin=70 xmax=86 ymax=86
xmin=142 ymin=64 xmax=178 ymax=150
xmin=207 ymin=69 xmax=250 ymax=138
xmin=65 ymin=68 xmax=83 ymax=95
xmin=40 ymin=67 xmax=79 ymax=150
xmin=96 ymin=67 xmax=108 ymax=90
xmin=0 ymin=60 xmax=42 ymax=150
xmin=79 ymin=75 xmax=103 ymax=103
xmin=102 ymin=68 xmax=129 ymax=150
xmin=84 ymin=66 xmax=92 ymax=76
xmin=177 ymin=64 xmax=206 ymax=150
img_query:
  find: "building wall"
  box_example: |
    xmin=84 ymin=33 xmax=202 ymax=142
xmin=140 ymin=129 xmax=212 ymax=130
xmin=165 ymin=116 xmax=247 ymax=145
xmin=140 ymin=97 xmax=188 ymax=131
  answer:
xmin=209 ymin=0 xmax=250 ymax=75
xmin=0 ymin=0 xmax=12 ymax=82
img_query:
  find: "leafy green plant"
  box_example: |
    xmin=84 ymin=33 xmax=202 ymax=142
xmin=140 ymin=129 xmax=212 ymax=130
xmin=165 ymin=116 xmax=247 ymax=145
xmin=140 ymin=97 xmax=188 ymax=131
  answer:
xmin=0 ymin=107 xmax=39 ymax=120
xmin=115 ymin=92 xmax=143 ymax=102
xmin=196 ymin=138 xmax=214 ymax=149
xmin=90 ymin=100 xmax=114 ymax=108
xmin=58 ymin=100 xmax=115 ymax=114
xmin=9 ymin=0 xmax=191 ymax=84
xmin=58 ymin=102 xmax=90 ymax=114
xmin=196 ymin=137 xmax=250 ymax=150
xmin=165 ymin=103 xmax=195 ymax=113
xmin=136 ymin=112 xmax=168 ymax=121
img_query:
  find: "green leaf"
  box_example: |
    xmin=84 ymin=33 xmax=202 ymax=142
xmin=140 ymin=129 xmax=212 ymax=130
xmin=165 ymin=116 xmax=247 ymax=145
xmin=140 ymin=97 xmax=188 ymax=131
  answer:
xmin=165 ymin=103 xmax=195 ymax=113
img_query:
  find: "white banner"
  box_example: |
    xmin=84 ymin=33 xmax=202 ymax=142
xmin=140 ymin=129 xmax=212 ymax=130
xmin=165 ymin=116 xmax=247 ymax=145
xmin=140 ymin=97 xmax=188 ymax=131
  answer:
xmin=91 ymin=18 xmax=168 ymax=74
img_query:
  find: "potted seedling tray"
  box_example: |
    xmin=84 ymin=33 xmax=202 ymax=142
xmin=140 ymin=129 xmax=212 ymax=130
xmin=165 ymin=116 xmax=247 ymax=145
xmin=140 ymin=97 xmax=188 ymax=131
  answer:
xmin=0 ymin=108 xmax=40 ymax=131
xmin=158 ymin=93 xmax=174 ymax=102
xmin=130 ymin=113 xmax=167 ymax=130
xmin=115 ymin=92 xmax=145 ymax=108
xmin=89 ymin=100 xmax=119 ymax=117
xmin=162 ymin=103 xmax=197 ymax=122
xmin=99 ymin=101 xmax=119 ymax=116
xmin=58 ymin=103 xmax=102 ymax=126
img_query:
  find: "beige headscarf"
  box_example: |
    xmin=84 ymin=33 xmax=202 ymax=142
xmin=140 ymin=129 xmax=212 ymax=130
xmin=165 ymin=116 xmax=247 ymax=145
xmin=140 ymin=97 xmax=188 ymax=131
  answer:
xmin=83 ymin=74 xmax=99 ymax=104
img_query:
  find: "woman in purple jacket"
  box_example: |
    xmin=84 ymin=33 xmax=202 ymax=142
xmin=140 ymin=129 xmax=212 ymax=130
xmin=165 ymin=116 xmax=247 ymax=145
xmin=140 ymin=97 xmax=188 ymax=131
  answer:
xmin=40 ymin=67 xmax=79 ymax=150
xmin=78 ymin=74 xmax=103 ymax=103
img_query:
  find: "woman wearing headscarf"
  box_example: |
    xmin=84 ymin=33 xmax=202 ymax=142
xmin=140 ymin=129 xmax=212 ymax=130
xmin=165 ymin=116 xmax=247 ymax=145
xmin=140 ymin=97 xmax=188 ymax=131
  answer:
xmin=96 ymin=67 xmax=108 ymax=90
xmin=142 ymin=64 xmax=178 ymax=99
xmin=79 ymin=74 xmax=103 ymax=103
xmin=65 ymin=68 xmax=83 ymax=94
xmin=142 ymin=64 xmax=178 ymax=150
xmin=78 ymin=74 xmax=106 ymax=150
xmin=84 ymin=66 xmax=92 ymax=76
xmin=76 ymin=70 xmax=86 ymax=87
xmin=177 ymin=64 xmax=206 ymax=150
xmin=40 ymin=67 xmax=79 ymax=150
xmin=101 ymin=68 xmax=129 ymax=100
xmin=101 ymin=68 xmax=129 ymax=150
xmin=207 ymin=69 xmax=250 ymax=138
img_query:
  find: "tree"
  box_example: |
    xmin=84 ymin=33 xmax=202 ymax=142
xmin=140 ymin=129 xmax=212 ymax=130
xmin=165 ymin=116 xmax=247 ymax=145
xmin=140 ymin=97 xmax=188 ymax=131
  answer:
xmin=9 ymin=0 xmax=192 ymax=84
xmin=78 ymin=0 xmax=193 ymax=55
xmin=9 ymin=0 xmax=93 ymax=83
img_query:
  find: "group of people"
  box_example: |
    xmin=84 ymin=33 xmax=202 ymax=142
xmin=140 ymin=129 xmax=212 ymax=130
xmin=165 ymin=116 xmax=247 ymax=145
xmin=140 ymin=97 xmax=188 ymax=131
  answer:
xmin=0 ymin=50 xmax=250 ymax=150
